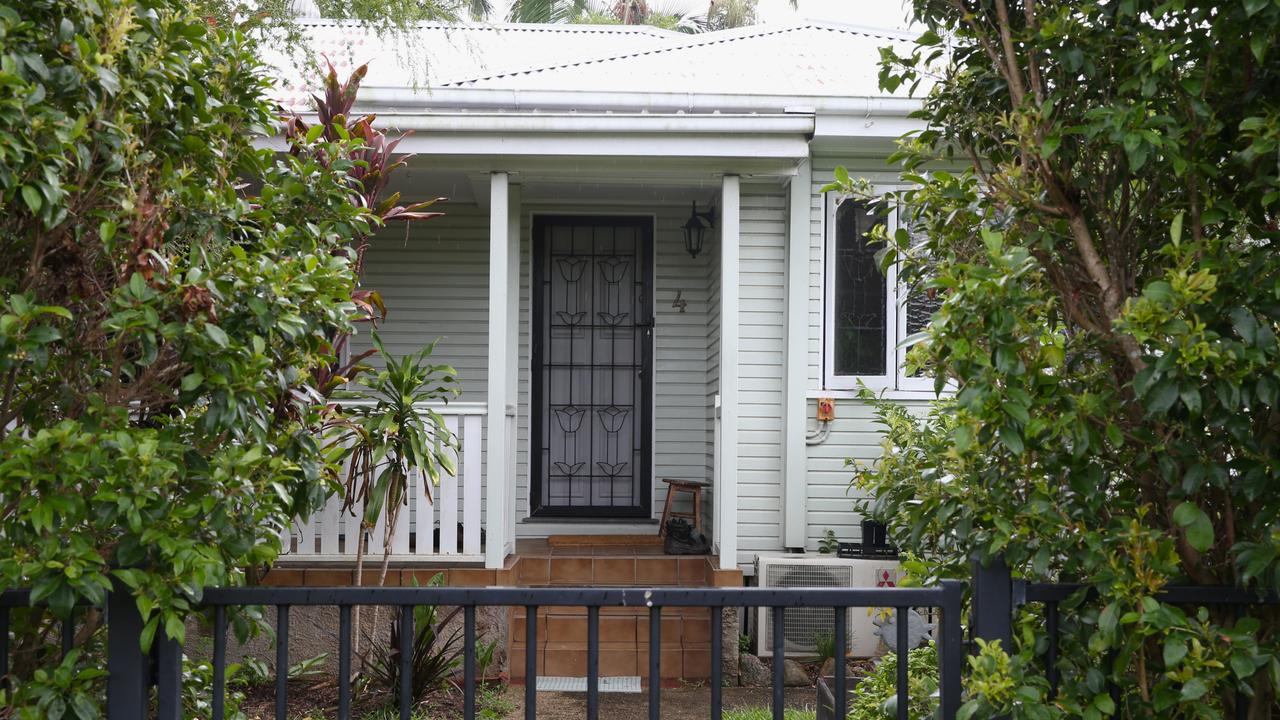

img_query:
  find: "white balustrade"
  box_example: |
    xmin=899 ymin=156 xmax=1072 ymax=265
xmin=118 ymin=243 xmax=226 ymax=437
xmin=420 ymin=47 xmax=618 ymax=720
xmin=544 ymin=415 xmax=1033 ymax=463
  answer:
xmin=279 ymin=402 xmax=487 ymax=562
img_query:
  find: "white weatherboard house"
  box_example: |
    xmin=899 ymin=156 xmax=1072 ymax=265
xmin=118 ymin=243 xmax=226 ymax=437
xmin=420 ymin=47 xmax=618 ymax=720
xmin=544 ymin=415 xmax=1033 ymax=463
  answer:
xmin=271 ymin=20 xmax=935 ymax=581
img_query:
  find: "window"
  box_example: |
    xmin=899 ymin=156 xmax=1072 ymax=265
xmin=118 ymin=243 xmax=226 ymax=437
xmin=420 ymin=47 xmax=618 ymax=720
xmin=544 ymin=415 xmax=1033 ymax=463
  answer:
xmin=823 ymin=191 xmax=939 ymax=392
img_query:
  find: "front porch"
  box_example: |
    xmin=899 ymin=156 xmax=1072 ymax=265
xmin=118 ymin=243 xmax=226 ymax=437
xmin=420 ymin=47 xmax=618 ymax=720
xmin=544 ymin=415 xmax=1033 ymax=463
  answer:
xmin=277 ymin=163 xmax=794 ymax=573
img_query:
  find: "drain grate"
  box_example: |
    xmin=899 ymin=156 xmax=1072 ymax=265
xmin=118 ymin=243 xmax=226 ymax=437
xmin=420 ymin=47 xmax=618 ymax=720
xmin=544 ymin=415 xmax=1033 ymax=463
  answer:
xmin=535 ymin=676 xmax=642 ymax=693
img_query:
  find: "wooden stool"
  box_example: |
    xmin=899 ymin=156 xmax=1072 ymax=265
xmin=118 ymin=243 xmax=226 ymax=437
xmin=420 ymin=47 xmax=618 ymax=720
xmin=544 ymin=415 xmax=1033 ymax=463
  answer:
xmin=659 ymin=478 xmax=709 ymax=537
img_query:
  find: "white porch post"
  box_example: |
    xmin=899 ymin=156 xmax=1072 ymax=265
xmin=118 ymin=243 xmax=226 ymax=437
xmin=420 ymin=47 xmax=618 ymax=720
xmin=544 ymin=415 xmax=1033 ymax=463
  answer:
xmin=505 ymin=183 xmax=521 ymax=556
xmin=783 ymin=160 xmax=811 ymax=550
xmin=718 ymin=174 xmax=740 ymax=571
xmin=485 ymin=172 xmax=511 ymax=569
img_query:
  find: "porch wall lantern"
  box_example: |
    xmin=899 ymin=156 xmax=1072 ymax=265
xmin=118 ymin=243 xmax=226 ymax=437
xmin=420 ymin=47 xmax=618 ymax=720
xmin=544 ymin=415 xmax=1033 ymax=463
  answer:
xmin=682 ymin=201 xmax=717 ymax=259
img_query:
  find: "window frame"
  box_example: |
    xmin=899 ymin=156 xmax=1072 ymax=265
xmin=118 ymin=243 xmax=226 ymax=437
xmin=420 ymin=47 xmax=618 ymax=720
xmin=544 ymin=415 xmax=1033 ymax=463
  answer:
xmin=823 ymin=184 xmax=942 ymax=394
xmin=823 ymin=189 xmax=898 ymax=392
xmin=894 ymin=204 xmax=941 ymax=393
xmin=895 ymin=280 xmax=940 ymax=392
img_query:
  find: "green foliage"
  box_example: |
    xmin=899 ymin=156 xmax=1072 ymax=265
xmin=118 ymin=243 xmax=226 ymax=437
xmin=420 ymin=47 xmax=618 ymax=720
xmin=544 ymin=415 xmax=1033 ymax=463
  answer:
xmin=363 ymin=572 xmax=463 ymax=701
xmin=819 ymin=528 xmax=840 ymax=555
xmin=334 ymin=334 xmax=460 ymax=534
xmin=812 ymin=630 xmax=836 ymax=665
xmin=0 ymin=0 xmax=377 ymax=709
xmin=0 ymin=651 xmax=106 ymax=720
xmin=183 ymin=656 xmax=251 ymax=720
xmin=476 ymin=683 xmax=516 ymax=720
xmin=476 ymin=637 xmax=499 ymax=680
xmin=846 ymin=644 xmax=938 ymax=720
xmin=722 ymin=708 xmax=817 ymax=720
xmin=330 ymin=333 xmax=460 ymax=612
xmin=847 ymin=0 xmax=1280 ymax=716
xmin=189 ymin=0 xmax=482 ymax=74
xmin=513 ymin=0 xmax=700 ymax=30
xmin=705 ymin=0 xmax=758 ymax=30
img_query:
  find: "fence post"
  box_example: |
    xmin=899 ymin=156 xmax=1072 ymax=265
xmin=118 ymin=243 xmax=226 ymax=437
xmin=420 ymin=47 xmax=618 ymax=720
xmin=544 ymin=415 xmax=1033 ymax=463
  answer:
xmin=970 ymin=554 xmax=1013 ymax=720
xmin=970 ymin=554 xmax=1013 ymax=649
xmin=106 ymin=581 xmax=148 ymax=720
xmin=155 ymin=627 xmax=183 ymax=720
xmin=937 ymin=579 xmax=964 ymax=720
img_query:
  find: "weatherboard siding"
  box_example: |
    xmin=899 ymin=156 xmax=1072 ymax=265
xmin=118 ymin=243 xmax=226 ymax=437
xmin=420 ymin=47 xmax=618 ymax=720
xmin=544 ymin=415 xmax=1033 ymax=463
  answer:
xmin=800 ymin=155 xmax=931 ymax=553
xmin=734 ymin=183 xmax=789 ymax=564
xmin=352 ymin=204 xmax=497 ymax=530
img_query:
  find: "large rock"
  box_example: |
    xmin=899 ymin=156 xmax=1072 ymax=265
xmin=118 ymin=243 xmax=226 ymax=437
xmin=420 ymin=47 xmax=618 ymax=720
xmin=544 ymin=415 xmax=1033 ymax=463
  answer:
xmin=819 ymin=657 xmax=837 ymax=678
xmin=873 ymin=608 xmax=934 ymax=653
xmin=782 ymin=659 xmax=811 ymax=687
xmin=739 ymin=654 xmax=770 ymax=687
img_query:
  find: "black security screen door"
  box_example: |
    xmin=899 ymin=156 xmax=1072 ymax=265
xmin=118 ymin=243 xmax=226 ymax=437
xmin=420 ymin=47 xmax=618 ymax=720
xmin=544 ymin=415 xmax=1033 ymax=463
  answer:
xmin=531 ymin=215 xmax=654 ymax=518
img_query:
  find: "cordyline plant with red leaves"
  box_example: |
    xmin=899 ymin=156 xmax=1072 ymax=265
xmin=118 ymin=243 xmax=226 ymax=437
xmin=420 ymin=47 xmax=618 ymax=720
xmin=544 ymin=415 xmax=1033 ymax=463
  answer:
xmin=282 ymin=60 xmax=446 ymax=397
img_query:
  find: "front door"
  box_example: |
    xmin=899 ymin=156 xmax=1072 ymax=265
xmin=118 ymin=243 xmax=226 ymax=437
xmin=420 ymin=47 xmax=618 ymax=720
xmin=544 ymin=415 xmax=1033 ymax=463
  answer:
xmin=531 ymin=215 xmax=654 ymax=518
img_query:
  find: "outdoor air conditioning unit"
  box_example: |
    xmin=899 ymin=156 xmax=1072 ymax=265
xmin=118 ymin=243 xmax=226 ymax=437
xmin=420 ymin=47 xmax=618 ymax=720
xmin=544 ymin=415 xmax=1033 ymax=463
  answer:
xmin=756 ymin=556 xmax=900 ymax=658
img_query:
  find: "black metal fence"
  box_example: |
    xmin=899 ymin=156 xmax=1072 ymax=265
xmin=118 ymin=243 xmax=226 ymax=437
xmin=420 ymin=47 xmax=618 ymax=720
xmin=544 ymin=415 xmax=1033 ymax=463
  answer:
xmin=15 ymin=559 xmax=1274 ymax=719
xmin=969 ymin=556 xmax=1280 ymax=720
xmin=0 ymin=583 xmax=965 ymax=720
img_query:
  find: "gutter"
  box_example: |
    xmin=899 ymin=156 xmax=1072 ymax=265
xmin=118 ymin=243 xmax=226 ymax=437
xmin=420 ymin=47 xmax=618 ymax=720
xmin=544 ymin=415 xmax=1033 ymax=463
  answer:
xmin=348 ymin=86 xmax=920 ymax=117
xmin=327 ymin=112 xmax=817 ymax=135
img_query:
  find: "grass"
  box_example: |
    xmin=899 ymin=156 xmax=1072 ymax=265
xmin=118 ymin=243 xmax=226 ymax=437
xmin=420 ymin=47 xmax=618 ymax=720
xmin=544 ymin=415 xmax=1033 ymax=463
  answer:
xmin=477 ymin=684 xmax=515 ymax=719
xmin=723 ymin=708 xmax=818 ymax=720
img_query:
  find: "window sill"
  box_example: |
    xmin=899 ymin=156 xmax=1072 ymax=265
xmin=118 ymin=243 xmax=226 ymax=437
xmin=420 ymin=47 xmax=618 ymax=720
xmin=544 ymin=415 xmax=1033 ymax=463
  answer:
xmin=806 ymin=388 xmax=951 ymax=401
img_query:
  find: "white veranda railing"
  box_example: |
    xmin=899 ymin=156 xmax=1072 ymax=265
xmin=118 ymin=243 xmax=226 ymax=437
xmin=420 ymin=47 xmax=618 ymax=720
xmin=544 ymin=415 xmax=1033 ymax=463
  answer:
xmin=279 ymin=402 xmax=487 ymax=562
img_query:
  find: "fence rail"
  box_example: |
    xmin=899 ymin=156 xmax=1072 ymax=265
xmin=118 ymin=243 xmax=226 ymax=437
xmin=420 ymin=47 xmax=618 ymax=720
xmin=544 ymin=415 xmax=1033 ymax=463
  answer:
xmin=279 ymin=401 xmax=487 ymax=562
xmin=0 ymin=583 xmax=965 ymax=720
xmin=970 ymin=557 xmax=1280 ymax=720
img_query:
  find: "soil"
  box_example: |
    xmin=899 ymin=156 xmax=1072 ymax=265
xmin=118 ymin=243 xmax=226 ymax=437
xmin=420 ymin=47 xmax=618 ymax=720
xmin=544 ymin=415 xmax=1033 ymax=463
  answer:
xmin=523 ymin=686 xmax=820 ymax=720
xmin=239 ymin=679 xmax=822 ymax=719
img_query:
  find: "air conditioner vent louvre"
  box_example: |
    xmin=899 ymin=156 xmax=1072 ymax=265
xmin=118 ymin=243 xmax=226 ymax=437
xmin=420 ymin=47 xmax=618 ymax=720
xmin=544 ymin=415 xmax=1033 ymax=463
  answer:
xmin=755 ymin=556 xmax=899 ymax=659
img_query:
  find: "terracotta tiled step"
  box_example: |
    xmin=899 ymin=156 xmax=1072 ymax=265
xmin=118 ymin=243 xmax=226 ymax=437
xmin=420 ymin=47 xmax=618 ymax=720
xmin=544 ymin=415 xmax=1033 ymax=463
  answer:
xmin=510 ymin=642 xmax=711 ymax=680
xmin=511 ymin=607 xmax=712 ymax=647
xmin=505 ymin=550 xmax=735 ymax=682
xmin=515 ymin=555 xmax=711 ymax=586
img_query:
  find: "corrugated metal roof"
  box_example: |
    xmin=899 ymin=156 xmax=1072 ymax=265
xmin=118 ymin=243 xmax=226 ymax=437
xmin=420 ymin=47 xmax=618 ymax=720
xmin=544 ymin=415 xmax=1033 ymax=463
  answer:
xmin=441 ymin=22 xmax=914 ymax=98
xmin=267 ymin=20 xmax=683 ymax=110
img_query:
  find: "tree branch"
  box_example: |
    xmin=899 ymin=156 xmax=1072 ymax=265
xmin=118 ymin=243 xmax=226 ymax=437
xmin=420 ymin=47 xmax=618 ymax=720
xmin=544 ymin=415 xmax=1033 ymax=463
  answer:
xmin=993 ymin=0 xmax=1028 ymax=106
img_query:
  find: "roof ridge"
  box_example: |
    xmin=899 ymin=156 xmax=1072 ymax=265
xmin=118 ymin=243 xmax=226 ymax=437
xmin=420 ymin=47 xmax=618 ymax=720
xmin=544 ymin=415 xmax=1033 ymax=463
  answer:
xmin=441 ymin=22 xmax=897 ymax=87
xmin=791 ymin=18 xmax=916 ymax=42
xmin=293 ymin=19 xmax=679 ymax=36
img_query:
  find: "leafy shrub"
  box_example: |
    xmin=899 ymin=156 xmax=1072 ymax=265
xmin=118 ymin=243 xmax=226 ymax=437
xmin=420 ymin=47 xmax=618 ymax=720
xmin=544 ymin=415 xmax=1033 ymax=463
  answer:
xmin=363 ymin=573 xmax=463 ymax=701
xmin=183 ymin=656 xmax=249 ymax=720
xmin=847 ymin=1 xmax=1280 ymax=715
xmin=846 ymin=644 xmax=938 ymax=720
xmin=0 ymin=0 xmax=375 ymax=708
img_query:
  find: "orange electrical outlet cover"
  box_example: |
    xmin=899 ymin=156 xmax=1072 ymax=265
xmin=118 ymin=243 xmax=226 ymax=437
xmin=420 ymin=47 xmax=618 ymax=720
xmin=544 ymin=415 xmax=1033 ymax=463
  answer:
xmin=817 ymin=397 xmax=836 ymax=421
